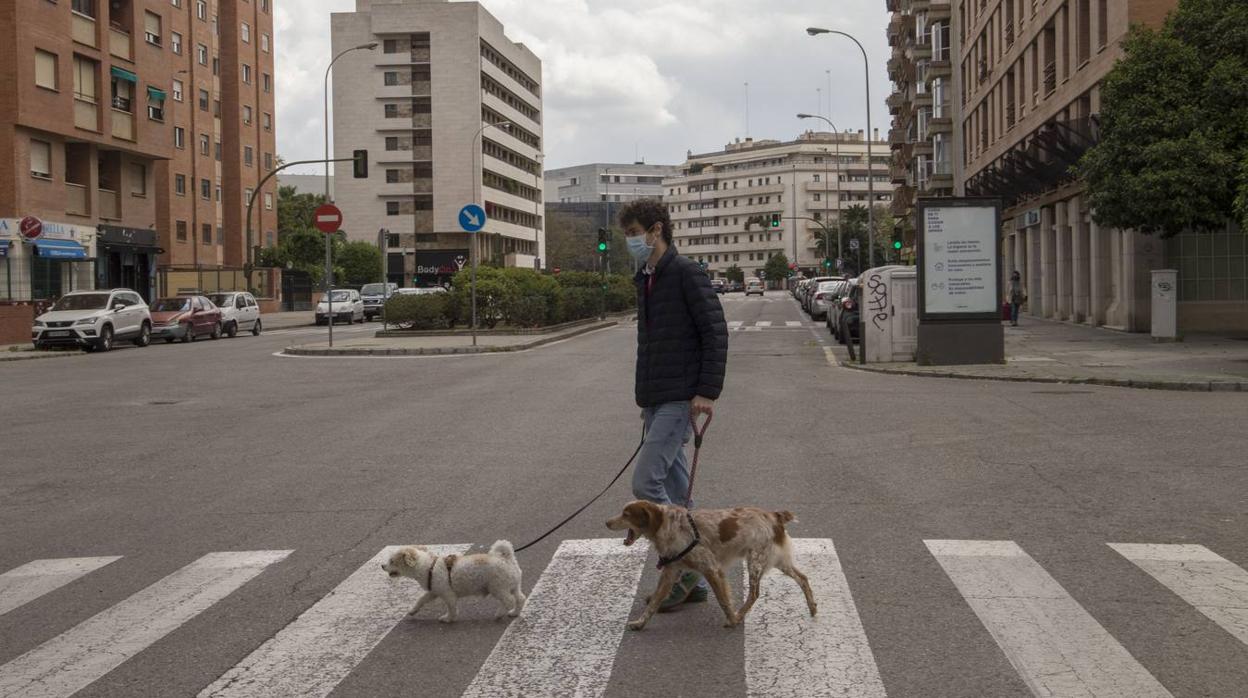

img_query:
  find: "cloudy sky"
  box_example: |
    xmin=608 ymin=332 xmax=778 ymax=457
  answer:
xmin=275 ymin=0 xmax=893 ymax=173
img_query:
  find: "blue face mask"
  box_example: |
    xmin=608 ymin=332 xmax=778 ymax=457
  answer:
xmin=626 ymin=233 xmax=655 ymax=263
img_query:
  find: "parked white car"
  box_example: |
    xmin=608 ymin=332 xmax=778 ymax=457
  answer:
xmin=392 ymin=286 xmax=448 ymax=296
xmin=745 ymin=278 xmax=765 ymax=296
xmin=207 ymin=291 xmax=262 ymax=337
xmin=315 ymin=289 xmax=364 ymax=325
xmin=32 ymin=289 xmax=152 ymax=352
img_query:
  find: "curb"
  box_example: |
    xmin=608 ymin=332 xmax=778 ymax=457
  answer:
xmin=839 ymin=361 xmax=1246 ymax=393
xmin=373 ymin=313 xmax=633 ymax=338
xmin=282 ymin=320 xmax=617 ymax=357
xmin=0 ymin=351 xmax=80 ymax=363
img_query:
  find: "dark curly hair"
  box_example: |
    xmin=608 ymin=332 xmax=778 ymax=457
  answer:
xmin=618 ymin=198 xmax=673 ymax=244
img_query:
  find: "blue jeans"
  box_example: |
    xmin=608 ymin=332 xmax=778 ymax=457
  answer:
xmin=1010 ymin=302 xmax=1021 ymax=324
xmin=633 ymin=401 xmax=694 ymax=507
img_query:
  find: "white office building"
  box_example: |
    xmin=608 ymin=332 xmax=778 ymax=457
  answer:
xmin=544 ymin=163 xmax=682 ymax=204
xmin=331 ymin=0 xmax=544 ymax=283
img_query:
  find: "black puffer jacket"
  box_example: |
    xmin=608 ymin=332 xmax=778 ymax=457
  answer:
xmin=634 ymin=247 xmax=728 ymax=407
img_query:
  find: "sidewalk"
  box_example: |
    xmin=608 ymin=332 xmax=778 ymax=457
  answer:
xmin=259 ymin=311 xmax=316 ymax=330
xmin=837 ymin=319 xmax=1248 ymax=392
xmin=283 ymin=319 xmax=618 ymax=357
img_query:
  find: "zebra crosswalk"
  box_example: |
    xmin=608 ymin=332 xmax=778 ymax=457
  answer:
xmin=1 ymin=539 xmax=1246 ymax=697
xmin=728 ymin=320 xmax=820 ymax=331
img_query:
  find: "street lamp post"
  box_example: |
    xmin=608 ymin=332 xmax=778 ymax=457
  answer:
xmin=323 ymin=41 xmax=377 ymax=348
xmin=470 ymin=120 xmax=512 ymax=347
xmin=797 ymin=113 xmax=842 ymax=270
xmin=806 ymin=27 xmax=875 ymax=272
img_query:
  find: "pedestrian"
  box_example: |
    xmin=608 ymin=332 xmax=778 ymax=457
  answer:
xmin=620 ymin=198 xmax=728 ymax=612
xmin=1008 ymin=270 xmax=1025 ymax=326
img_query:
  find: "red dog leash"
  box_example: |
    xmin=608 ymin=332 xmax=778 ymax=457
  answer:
xmin=684 ymin=412 xmax=712 ymax=506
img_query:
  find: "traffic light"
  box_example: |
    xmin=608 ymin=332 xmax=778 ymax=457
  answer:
xmin=769 ymin=213 xmax=781 ymax=228
xmin=893 ymin=240 xmax=902 ymax=250
xmin=823 ymin=258 xmax=832 ymax=269
xmin=596 ymin=227 xmax=608 ymax=253
xmin=352 ymin=149 xmax=368 ymax=179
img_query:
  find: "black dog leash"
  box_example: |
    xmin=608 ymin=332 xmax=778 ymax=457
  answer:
xmin=513 ymin=425 xmax=646 ymax=554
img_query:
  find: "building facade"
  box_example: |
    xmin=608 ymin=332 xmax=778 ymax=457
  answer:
xmin=663 ymin=133 xmax=893 ymax=281
xmin=331 ymin=0 xmax=544 ymax=287
xmin=0 ymin=0 xmax=277 ymax=307
xmin=544 ymin=163 xmax=681 ymax=204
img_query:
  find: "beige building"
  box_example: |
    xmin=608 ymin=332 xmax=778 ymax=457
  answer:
xmin=663 ymin=132 xmax=893 ymax=280
xmin=0 ymin=0 xmax=278 ymax=308
xmin=330 ymin=0 xmax=544 ymax=285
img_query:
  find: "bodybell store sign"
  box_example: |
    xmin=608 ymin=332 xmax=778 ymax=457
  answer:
xmin=414 ymin=250 xmax=470 ymax=276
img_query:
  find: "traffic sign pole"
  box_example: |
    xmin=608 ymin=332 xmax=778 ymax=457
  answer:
xmin=458 ymin=204 xmax=487 ymax=347
xmin=314 ymin=204 xmax=344 ymax=348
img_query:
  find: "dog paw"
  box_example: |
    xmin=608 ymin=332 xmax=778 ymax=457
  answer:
xmin=626 ymin=619 xmax=647 ymax=631
xmin=508 ymin=609 xmax=521 ymax=617
xmin=438 ymin=615 xmax=453 ymax=624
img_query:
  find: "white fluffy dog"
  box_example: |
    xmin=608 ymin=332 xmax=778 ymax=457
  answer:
xmin=382 ymin=540 xmax=525 ymax=623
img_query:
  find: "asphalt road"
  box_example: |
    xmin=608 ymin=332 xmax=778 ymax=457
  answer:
xmin=1 ymin=291 xmax=1246 ymax=697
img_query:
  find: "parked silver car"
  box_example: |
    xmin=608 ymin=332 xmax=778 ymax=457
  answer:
xmin=207 ymin=291 xmax=262 ymax=337
xmin=809 ymin=280 xmax=847 ymax=321
xmin=315 ymin=289 xmax=365 ymax=325
xmin=32 ymin=289 xmax=151 ymax=352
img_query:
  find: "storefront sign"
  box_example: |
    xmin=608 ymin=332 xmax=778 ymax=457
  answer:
xmin=97 ymin=225 xmax=158 ymax=248
xmin=0 ymin=218 xmax=93 ymax=242
xmin=414 ymin=250 xmax=470 ymax=276
xmin=917 ymin=199 xmax=1001 ymax=320
xmin=20 ymin=216 xmax=43 ymax=239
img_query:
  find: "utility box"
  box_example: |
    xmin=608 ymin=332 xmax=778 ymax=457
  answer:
xmin=1151 ymin=269 xmax=1178 ymax=341
xmin=861 ymin=265 xmax=918 ymax=363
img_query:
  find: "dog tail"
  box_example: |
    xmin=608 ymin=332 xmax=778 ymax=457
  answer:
xmin=490 ymin=539 xmax=517 ymax=561
xmin=773 ymin=510 xmax=798 ymax=526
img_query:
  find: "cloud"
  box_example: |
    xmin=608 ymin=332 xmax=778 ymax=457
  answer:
xmin=276 ymin=0 xmax=890 ymax=172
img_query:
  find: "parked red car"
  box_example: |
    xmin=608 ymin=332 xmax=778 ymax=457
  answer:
xmin=149 ymin=296 xmax=223 ymax=343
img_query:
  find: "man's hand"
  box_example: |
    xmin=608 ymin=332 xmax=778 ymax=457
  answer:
xmin=691 ymin=395 xmax=715 ymax=419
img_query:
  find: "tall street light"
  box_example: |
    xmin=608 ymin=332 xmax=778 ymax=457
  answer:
xmin=807 ymin=27 xmax=875 ymax=271
xmin=470 ymin=120 xmax=512 ymax=347
xmin=796 ymin=113 xmax=842 ymax=268
xmin=323 ymin=41 xmax=377 ymax=348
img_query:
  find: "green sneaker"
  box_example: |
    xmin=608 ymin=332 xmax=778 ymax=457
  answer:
xmin=658 ymin=572 xmax=707 ymax=612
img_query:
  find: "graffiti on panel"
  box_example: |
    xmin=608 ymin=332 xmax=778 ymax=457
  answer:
xmin=866 ymin=272 xmax=890 ymax=331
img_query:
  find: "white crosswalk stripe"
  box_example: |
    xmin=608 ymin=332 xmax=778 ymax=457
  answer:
xmin=744 ymin=538 xmax=885 ymax=697
xmin=728 ymin=321 xmax=820 ymax=331
xmin=729 ymin=320 xmax=744 ymax=329
xmin=925 ymin=540 xmax=1171 ymax=697
xmin=0 ymin=551 xmax=291 ymax=698
xmin=1110 ymin=543 xmax=1248 ymax=648
xmin=200 ymin=544 xmax=468 ymax=698
xmin=462 ymin=538 xmax=650 ymax=698
xmin=0 ymin=556 xmax=121 ymax=618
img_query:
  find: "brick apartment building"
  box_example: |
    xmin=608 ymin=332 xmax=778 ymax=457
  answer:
xmin=0 ymin=0 xmax=277 ymax=341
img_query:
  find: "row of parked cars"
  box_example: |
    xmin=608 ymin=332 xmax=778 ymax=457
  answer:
xmin=793 ymin=275 xmax=860 ymax=345
xmin=32 ymin=288 xmax=263 ymax=352
xmin=710 ymin=278 xmax=766 ymax=296
xmin=315 ymin=283 xmax=450 ymax=325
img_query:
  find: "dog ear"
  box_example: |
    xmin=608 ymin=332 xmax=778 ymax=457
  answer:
xmin=628 ymin=500 xmax=663 ymax=538
xmin=402 ymin=548 xmax=419 ymax=568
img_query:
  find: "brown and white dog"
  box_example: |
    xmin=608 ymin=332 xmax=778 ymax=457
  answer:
xmin=606 ymin=500 xmax=817 ymax=630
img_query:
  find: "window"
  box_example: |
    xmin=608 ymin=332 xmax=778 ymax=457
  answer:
xmin=386 ymin=201 xmax=400 ymax=215
xmin=200 ymin=178 xmax=210 ymax=199
xmin=198 ymin=88 xmax=209 ymax=111
xmin=264 ymin=152 xmax=272 ymax=170
xmin=202 ymin=223 xmax=212 ymax=245
xmin=215 ymin=184 xmax=221 ymax=201
xmin=176 ymin=220 xmax=187 ymax=241
xmin=171 ymin=0 xmax=181 ymax=7
xmin=384 ymin=71 xmax=399 ymax=86
xmin=212 ymin=57 xmax=219 ymax=76
xmin=30 ymin=140 xmax=52 ymax=178
xmin=111 ymin=75 xmax=132 ymax=112
xmin=196 ymin=0 xmax=206 ymax=20
xmin=384 ymin=103 xmax=398 ymax=118
xmin=262 ymin=112 xmax=271 ymax=131
xmin=199 ymin=133 xmax=209 ymax=155
xmin=175 ymin=173 xmax=186 ymax=195
xmin=813 ymin=174 xmax=820 ymax=182
xmin=264 ymin=192 xmax=273 ymax=210
xmin=131 ymin=163 xmax=147 ymax=196
xmin=171 ymin=79 xmax=183 ymax=102
xmin=214 ymin=140 xmax=221 ymax=161
xmin=383 ymin=39 xmax=399 ymax=53
xmin=197 ymin=43 xmax=207 ymax=65
xmin=242 ymin=105 xmax=252 ymax=124
xmin=72 ymin=55 xmax=97 ymax=103
xmin=72 ymin=0 xmax=96 ymax=18
xmin=241 ymin=22 xmax=250 ymax=43
xmin=35 ymin=50 xmax=57 ymax=90
xmin=385 ymin=136 xmax=399 ymax=151
xmin=171 ymin=31 xmax=182 ymax=54
xmin=144 ymin=12 xmax=162 ymax=46
xmin=261 ymin=0 xmax=269 ymax=13
xmin=174 ymin=126 xmax=185 ymax=148
xmin=262 ymin=73 xmax=270 ymax=93
xmin=261 ymin=33 xmax=270 ymax=53
xmin=242 ymin=64 xmax=251 ymax=83
xmin=244 ymin=146 xmax=253 ymax=166
xmin=244 ymin=187 xmax=253 ymax=202
xmin=147 ymin=88 xmax=165 ymax=121
xmin=213 ymin=99 xmax=220 ymax=116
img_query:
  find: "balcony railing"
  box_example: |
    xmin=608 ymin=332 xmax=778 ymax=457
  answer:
xmin=66 ymin=183 xmax=90 ymax=216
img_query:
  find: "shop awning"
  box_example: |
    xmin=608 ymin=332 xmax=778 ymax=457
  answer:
xmin=110 ymin=66 xmax=138 ymax=83
xmin=147 ymin=86 xmax=166 ymax=101
xmin=0 ymin=240 xmax=10 ymax=258
xmin=31 ymin=238 xmax=88 ymax=259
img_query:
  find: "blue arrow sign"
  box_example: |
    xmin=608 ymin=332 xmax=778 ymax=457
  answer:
xmin=458 ymin=204 xmax=487 ymax=233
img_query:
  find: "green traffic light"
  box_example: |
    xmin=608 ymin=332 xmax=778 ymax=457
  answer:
xmin=597 ymin=242 xmax=607 ymax=252
xmin=893 ymin=241 xmax=902 ymax=250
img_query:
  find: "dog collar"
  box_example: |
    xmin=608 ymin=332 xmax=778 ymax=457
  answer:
xmin=426 ymin=554 xmax=456 ymax=589
xmin=657 ymin=512 xmax=700 ymax=569
xmin=426 ymin=556 xmax=437 ymax=589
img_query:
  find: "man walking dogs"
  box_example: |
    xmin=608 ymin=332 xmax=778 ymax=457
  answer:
xmin=620 ymin=198 xmax=729 ymax=611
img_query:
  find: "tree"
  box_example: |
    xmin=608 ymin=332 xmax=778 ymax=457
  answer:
xmin=274 ymin=229 xmax=331 ymax=286
xmin=337 ymin=241 xmax=383 ymax=286
xmin=836 ymin=204 xmax=895 ymax=273
xmin=1078 ymin=0 xmax=1248 ymax=235
xmin=277 ymin=185 xmax=327 ymax=239
xmin=763 ymin=253 xmax=790 ymax=283
xmin=723 ymin=264 xmax=745 ymax=283
xmin=543 ymin=209 xmax=635 ymax=273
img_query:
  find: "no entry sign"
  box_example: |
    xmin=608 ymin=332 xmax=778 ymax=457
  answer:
xmin=313 ymin=204 xmax=343 ymax=234
xmin=19 ymin=216 xmax=43 ymax=239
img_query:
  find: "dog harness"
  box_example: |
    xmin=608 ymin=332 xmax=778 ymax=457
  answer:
xmin=656 ymin=512 xmax=701 ymax=569
xmin=426 ymin=554 xmax=457 ymax=589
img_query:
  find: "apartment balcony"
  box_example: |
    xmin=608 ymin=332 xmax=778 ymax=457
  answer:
xmin=109 ymin=27 xmax=131 ymax=61
xmin=72 ymin=12 xmax=96 ymax=47
xmin=98 ymin=189 xmax=120 ymax=220
xmin=410 ymin=81 xmax=431 ymax=97
xmin=929 ymin=114 xmax=954 ymax=133
xmin=66 ymin=183 xmax=90 ymax=216
xmin=887 ymin=128 xmax=908 ymax=147
xmin=890 ymin=161 xmax=909 ymax=185
xmin=929 ymin=58 xmax=953 ymax=78
xmin=110 ymin=109 xmax=134 ymax=140
xmin=410 ymin=47 xmax=430 ymax=63
xmin=73 ymin=99 xmax=98 ymax=131
xmin=886 ymin=92 xmax=908 ymax=115
xmin=912 ymin=43 xmax=931 ymax=61
xmin=411 ymin=113 xmax=431 ymax=128
xmin=887 ymin=56 xmax=904 ymax=80
xmin=928 ymin=1 xmax=952 ymax=21
xmin=929 ymin=160 xmax=954 ymax=187
xmin=912 ymin=139 xmax=933 ymax=156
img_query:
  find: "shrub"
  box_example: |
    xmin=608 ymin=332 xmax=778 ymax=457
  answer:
xmin=383 ymin=293 xmax=450 ymax=330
